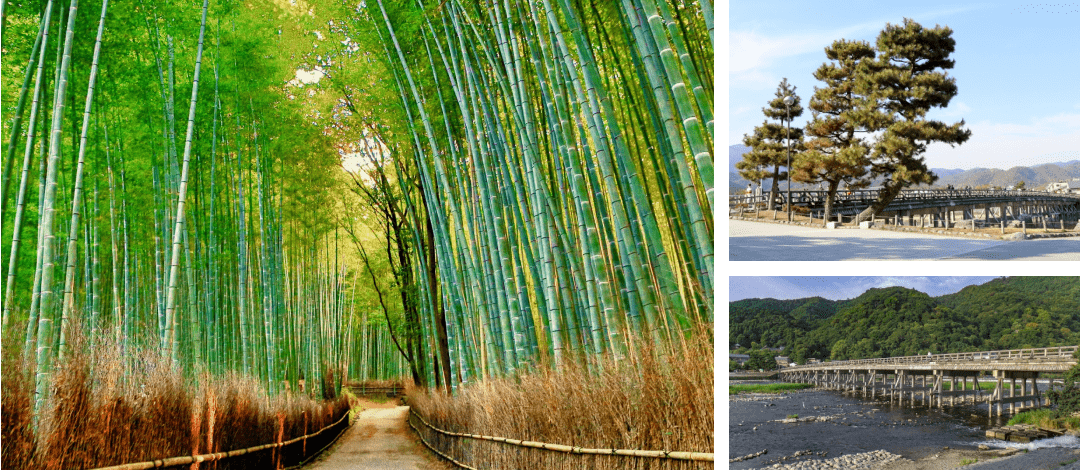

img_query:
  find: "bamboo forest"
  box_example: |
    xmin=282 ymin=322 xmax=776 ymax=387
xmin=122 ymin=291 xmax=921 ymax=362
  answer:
xmin=1 ymin=0 xmax=714 ymax=468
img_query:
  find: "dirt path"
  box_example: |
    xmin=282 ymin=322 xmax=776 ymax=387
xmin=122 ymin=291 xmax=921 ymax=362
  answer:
xmin=304 ymin=405 xmax=447 ymax=470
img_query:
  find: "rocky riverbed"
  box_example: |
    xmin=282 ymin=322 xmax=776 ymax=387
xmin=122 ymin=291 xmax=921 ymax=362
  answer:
xmin=729 ymin=386 xmax=1079 ymax=469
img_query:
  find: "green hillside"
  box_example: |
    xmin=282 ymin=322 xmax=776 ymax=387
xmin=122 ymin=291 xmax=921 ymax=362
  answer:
xmin=730 ymin=277 xmax=1080 ymax=364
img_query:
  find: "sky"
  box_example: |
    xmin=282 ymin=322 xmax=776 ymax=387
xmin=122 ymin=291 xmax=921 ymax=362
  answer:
xmin=728 ymin=276 xmax=998 ymax=302
xmin=729 ymin=1 xmax=1080 ymax=171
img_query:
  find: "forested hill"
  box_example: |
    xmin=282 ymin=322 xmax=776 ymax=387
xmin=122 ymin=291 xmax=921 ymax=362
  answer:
xmin=730 ymin=277 xmax=1080 ymax=364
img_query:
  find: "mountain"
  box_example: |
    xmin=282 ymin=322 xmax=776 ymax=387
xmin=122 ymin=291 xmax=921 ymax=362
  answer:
xmin=729 ymin=144 xmax=752 ymax=174
xmin=729 ymin=277 xmax=1080 ymax=364
xmin=931 ymin=168 xmax=966 ymax=178
xmin=728 ymin=144 xmax=817 ymax=190
xmin=929 ymin=161 xmax=1080 ymax=189
xmin=729 ymin=142 xmax=1080 ymax=191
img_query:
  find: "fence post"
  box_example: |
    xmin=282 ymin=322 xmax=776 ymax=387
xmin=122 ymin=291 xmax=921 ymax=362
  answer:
xmin=276 ymin=414 xmax=284 ymax=470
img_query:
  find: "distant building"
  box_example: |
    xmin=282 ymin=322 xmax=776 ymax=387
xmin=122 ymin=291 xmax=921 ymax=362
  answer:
xmin=807 ymin=358 xmax=821 ymax=364
xmin=730 ymin=354 xmax=750 ymax=366
xmin=1046 ymin=180 xmax=1080 ymax=194
xmin=775 ymin=356 xmax=792 ymax=368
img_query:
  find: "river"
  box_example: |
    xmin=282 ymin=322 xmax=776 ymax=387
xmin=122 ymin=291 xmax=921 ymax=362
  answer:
xmin=729 ymin=381 xmax=1080 ymax=469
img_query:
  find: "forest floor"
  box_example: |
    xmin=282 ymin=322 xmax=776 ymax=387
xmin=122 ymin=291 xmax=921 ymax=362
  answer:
xmin=303 ymin=401 xmax=449 ymax=470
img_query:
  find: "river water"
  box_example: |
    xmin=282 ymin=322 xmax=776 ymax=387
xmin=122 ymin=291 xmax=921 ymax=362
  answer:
xmin=729 ymin=381 xmax=1080 ymax=469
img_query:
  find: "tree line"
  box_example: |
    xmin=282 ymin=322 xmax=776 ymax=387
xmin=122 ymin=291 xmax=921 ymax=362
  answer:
xmin=730 ymin=277 xmax=1080 ymax=365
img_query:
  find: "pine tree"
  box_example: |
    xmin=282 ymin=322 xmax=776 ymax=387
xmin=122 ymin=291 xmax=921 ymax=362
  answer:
xmin=794 ymin=39 xmax=875 ymax=224
xmin=737 ymin=78 xmax=803 ymax=209
xmin=854 ymin=19 xmax=971 ymax=222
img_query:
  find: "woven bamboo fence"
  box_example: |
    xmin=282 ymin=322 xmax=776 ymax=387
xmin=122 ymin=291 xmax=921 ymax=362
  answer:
xmin=84 ymin=408 xmax=351 ymax=470
xmin=408 ymin=409 xmax=713 ymax=469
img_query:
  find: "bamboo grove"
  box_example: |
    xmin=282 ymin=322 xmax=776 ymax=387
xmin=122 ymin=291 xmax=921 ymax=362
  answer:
xmin=334 ymin=0 xmax=715 ymax=391
xmin=0 ymin=0 xmax=402 ymax=416
xmin=2 ymin=0 xmax=714 ymax=409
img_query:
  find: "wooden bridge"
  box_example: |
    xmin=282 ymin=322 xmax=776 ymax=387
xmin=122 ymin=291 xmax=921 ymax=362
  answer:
xmin=779 ymin=346 xmax=1078 ymax=417
xmin=346 ymin=384 xmax=405 ymax=398
xmin=730 ymin=189 xmax=1080 ymax=227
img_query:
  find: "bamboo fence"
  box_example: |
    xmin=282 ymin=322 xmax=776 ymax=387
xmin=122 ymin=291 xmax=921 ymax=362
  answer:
xmin=408 ymin=408 xmax=714 ymax=463
xmin=84 ymin=407 xmax=351 ymax=470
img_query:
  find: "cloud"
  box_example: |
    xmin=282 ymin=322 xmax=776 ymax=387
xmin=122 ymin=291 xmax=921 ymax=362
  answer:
xmin=730 ymin=276 xmax=995 ymax=302
xmin=937 ymin=101 xmax=971 ymax=118
xmin=925 ymin=112 xmax=1080 ymax=169
xmin=730 ymin=3 xmax=984 ymax=77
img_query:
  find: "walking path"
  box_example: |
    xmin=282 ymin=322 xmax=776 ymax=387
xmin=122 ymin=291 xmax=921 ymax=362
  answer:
xmin=304 ymin=405 xmax=445 ymax=470
xmin=729 ymin=220 xmax=1080 ymax=261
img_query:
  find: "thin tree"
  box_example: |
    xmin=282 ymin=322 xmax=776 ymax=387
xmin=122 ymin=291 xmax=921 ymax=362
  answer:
xmin=853 ymin=19 xmax=971 ymax=223
xmin=737 ymin=78 xmax=803 ymax=209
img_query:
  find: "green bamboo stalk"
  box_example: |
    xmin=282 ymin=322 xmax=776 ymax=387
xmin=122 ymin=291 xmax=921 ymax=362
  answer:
xmin=33 ymin=0 xmax=80 ymax=415
xmin=2 ymin=0 xmax=54 ymax=340
xmin=162 ymin=0 xmax=209 ymax=366
xmin=1 ymin=1 xmax=49 ymax=216
xmin=58 ymin=0 xmax=110 ymax=361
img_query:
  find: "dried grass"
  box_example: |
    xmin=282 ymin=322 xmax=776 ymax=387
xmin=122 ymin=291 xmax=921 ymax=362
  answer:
xmin=1 ymin=332 xmax=348 ymax=470
xmin=408 ymin=327 xmax=714 ymax=469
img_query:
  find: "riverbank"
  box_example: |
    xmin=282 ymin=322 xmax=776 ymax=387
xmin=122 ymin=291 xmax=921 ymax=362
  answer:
xmin=738 ymin=431 xmax=1080 ymax=469
xmin=729 ymin=386 xmax=1080 ymax=469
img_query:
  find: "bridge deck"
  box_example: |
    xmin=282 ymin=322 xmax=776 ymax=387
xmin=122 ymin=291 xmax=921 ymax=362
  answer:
xmin=730 ymin=189 xmax=1080 ymax=215
xmin=782 ymin=346 xmax=1078 ymax=373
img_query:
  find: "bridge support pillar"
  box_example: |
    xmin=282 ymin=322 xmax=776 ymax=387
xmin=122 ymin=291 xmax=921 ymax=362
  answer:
xmin=950 ymin=376 xmax=956 ymax=406
xmin=895 ymin=371 xmax=904 ymax=405
xmin=933 ymin=372 xmax=943 ymax=408
xmin=993 ymin=371 xmax=1040 ymax=417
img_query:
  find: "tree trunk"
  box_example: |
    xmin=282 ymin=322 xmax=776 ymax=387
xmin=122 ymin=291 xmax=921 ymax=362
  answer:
xmin=769 ymin=164 xmax=780 ymax=209
xmin=856 ymin=181 xmax=903 ymax=223
xmin=396 ymin=240 xmax=426 ymax=389
xmin=425 ymin=213 xmax=452 ymax=393
xmin=824 ymin=179 xmax=840 ymax=225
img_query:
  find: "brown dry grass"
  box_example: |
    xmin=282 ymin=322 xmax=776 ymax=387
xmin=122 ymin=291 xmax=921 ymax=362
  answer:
xmin=408 ymin=327 xmax=714 ymax=469
xmin=1 ymin=331 xmax=348 ymax=470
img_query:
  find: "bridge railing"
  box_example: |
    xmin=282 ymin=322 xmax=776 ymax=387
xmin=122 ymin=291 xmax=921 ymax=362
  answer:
xmin=782 ymin=346 xmax=1078 ymax=372
xmin=346 ymin=385 xmax=405 ymax=397
xmin=729 ymin=189 xmax=1080 ymax=210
